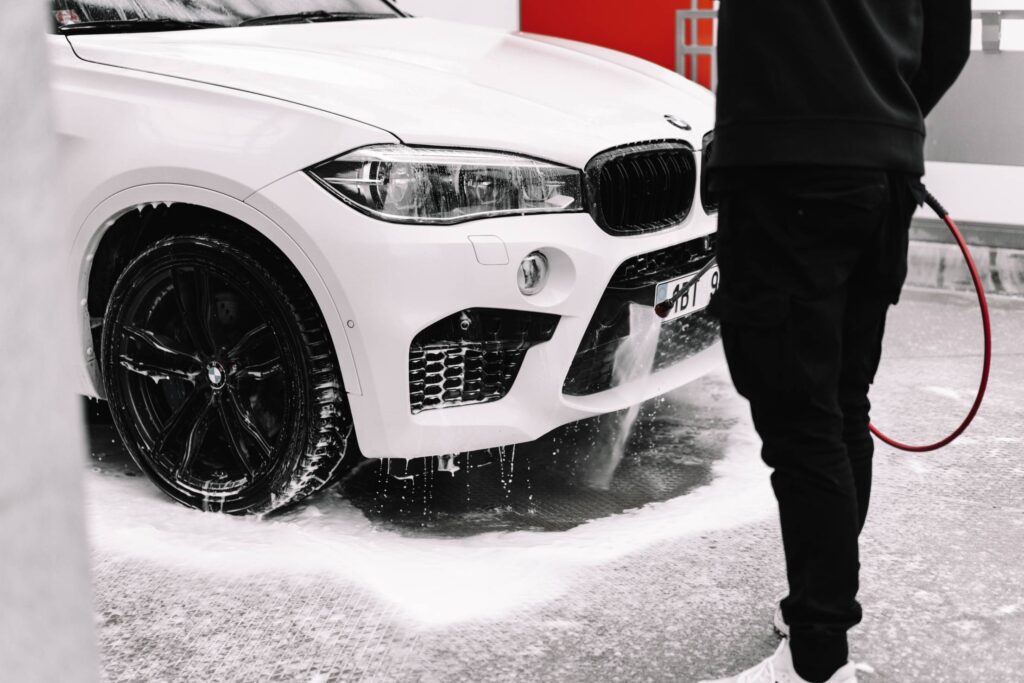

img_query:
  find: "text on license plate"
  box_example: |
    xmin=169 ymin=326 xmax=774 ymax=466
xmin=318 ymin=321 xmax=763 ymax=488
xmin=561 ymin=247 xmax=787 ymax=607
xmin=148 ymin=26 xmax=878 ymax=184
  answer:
xmin=654 ymin=265 xmax=720 ymax=322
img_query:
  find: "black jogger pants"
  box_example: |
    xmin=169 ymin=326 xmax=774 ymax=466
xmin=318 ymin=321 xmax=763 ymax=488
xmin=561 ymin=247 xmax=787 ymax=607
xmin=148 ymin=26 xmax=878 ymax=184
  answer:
xmin=709 ymin=167 xmax=918 ymax=683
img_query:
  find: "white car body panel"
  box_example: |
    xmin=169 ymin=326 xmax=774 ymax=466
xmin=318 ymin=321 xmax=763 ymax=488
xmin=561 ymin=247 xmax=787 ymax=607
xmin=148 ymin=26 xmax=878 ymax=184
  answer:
xmin=51 ymin=35 xmax=397 ymax=398
xmin=248 ymin=173 xmax=719 ymax=458
xmin=64 ymin=19 xmax=714 ymax=164
xmin=54 ymin=17 xmax=721 ymax=459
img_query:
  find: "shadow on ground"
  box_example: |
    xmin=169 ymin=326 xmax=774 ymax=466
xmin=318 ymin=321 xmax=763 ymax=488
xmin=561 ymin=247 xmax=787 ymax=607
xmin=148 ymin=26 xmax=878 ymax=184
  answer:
xmin=86 ymin=376 xmax=739 ymax=538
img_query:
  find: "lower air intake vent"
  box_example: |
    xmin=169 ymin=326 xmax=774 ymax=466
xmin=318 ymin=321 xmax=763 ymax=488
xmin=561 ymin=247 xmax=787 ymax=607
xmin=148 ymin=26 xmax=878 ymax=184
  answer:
xmin=410 ymin=309 xmax=559 ymax=414
xmin=563 ymin=236 xmax=719 ymax=396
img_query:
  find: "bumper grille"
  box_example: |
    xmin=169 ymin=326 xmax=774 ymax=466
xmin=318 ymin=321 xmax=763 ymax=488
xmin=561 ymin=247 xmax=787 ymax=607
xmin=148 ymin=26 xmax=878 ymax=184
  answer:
xmin=410 ymin=309 xmax=558 ymax=414
xmin=585 ymin=141 xmax=697 ymax=236
xmin=563 ymin=236 xmax=719 ymax=397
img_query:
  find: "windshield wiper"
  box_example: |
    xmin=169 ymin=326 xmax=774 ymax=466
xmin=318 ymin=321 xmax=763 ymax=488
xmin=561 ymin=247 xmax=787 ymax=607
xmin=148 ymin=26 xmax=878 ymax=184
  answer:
xmin=59 ymin=19 xmax=220 ymax=35
xmin=238 ymin=11 xmax=393 ymax=27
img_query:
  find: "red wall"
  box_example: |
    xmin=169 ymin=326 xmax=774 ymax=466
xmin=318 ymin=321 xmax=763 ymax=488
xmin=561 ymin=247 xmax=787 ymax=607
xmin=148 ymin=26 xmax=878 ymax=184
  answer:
xmin=521 ymin=0 xmax=714 ymax=87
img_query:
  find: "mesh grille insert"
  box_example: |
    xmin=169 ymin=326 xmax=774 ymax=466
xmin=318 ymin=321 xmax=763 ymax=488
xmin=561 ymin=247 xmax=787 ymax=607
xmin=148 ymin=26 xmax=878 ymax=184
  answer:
xmin=410 ymin=309 xmax=559 ymax=414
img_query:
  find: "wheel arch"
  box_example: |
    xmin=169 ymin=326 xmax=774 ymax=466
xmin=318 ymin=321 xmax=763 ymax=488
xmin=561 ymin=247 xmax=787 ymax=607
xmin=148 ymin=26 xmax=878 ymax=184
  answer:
xmin=74 ymin=184 xmax=363 ymax=399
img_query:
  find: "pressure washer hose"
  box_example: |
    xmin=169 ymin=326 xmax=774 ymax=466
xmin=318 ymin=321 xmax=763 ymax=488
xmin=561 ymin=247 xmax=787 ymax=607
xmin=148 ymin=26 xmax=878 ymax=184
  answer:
xmin=654 ymin=187 xmax=992 ymax=453
xmin=869 ymin=189 xmax=992 ymax=452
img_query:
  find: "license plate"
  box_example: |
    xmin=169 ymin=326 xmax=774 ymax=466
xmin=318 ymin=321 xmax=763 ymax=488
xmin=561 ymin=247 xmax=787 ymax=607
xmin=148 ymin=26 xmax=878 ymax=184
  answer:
xmin=654 ymin=265 xmax=720 ymax=322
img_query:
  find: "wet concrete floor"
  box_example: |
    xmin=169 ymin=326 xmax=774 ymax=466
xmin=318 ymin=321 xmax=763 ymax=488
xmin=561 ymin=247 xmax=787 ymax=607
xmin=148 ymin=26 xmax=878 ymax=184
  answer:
xmin=86 ymin=288 xmax=1024 ymax=682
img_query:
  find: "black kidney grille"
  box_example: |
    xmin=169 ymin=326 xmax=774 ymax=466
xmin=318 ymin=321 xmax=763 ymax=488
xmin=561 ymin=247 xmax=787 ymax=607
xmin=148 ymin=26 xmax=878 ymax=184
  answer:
xmin=586 ymin=141 xmax=697 ymax=235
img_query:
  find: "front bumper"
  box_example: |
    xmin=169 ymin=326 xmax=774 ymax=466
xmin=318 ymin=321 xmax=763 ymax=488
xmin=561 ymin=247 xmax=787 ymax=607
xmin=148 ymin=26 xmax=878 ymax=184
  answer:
xmin=249 ymin=172 xmax=722 ymax=459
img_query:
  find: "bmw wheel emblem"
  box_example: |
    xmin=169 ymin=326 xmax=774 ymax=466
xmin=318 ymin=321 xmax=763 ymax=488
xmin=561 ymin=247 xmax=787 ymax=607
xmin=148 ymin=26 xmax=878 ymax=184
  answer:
xmin=665 ymin=114 xmax=692 ymax=131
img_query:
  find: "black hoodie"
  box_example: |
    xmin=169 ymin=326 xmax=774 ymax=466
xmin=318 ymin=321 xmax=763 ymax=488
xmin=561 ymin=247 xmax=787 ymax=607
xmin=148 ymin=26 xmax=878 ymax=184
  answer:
xmin=709 ymin=0 xmax=972 ymax=174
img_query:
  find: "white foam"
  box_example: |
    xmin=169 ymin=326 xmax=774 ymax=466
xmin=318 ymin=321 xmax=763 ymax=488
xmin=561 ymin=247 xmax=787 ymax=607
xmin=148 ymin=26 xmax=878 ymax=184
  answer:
xmin=923 ymin=386 xmax=963 ymax=402
xmin=85 ymin=373 xmax=773 ymax=627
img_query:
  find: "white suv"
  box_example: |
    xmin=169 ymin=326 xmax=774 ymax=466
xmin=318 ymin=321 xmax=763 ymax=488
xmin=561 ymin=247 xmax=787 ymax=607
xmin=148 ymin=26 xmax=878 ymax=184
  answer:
xmin=52 ymin=0 xmax=721 ymax=513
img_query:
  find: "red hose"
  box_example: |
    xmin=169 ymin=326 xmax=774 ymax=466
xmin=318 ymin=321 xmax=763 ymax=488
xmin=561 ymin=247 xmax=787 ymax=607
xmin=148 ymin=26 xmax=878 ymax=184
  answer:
xmin=868 ymin=199 xmax=993 ymax=452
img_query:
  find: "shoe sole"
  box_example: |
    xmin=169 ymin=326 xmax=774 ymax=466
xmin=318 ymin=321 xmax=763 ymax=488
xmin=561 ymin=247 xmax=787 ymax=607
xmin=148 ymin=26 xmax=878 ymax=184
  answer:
xmin=773 ymin=606 xmax=789 ymax=639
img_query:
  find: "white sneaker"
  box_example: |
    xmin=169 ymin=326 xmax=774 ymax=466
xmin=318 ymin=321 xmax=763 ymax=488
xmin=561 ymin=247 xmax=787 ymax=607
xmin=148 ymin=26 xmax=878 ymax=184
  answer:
xmin=772 ymin=592 xmax=790 ymax=638
xmin=774 ymin=601 xmax=789 ymax=638
xmin=697 ymin=639 xmax=857 ymax=683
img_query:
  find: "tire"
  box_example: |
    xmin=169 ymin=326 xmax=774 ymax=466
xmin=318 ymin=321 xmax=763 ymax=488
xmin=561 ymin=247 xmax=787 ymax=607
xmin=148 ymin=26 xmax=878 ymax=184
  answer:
xmin=101 ymin=235 xmax=353 ymax=514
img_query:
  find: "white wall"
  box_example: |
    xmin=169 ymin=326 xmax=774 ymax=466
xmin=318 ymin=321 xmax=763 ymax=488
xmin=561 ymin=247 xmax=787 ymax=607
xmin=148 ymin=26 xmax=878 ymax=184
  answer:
xmin=0 ymin=2 xmax=97 ymax=681
xmin=396 ymin=0 xmax=520 ymax=31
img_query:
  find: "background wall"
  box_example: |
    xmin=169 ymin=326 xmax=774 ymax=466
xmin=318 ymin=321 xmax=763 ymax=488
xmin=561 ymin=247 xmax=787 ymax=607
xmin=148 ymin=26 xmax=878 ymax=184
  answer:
xmin=394 ymin=1 xmax=717 ymax=86
xmin=0 ymin=1 xmax=97 ymax=680
xmin=521 ymin=0 xmax=714 ymax=82
xmin=397 ymin=0 xmax=520 ymax=30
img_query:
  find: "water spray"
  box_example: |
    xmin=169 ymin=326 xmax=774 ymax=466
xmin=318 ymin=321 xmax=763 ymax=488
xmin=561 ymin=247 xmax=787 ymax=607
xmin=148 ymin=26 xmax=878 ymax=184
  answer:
xmin=654 ymin=185 xmax=992 ymax=453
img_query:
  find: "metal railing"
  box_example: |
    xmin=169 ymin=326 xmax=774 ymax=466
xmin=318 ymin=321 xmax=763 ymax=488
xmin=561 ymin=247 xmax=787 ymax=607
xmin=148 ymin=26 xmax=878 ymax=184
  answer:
xmin=675 ymin=4 xmax=718 ymax=90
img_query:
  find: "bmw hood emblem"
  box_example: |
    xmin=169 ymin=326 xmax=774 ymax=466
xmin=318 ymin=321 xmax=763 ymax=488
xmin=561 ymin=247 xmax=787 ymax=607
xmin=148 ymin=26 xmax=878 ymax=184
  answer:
xmin=665 ymin=114 xmax=692 ymax=131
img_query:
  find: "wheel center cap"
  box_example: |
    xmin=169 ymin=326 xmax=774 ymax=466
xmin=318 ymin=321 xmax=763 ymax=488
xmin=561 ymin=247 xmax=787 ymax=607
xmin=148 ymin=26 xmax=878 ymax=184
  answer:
xmin=206 ymin=362 xmax=227 ymax=389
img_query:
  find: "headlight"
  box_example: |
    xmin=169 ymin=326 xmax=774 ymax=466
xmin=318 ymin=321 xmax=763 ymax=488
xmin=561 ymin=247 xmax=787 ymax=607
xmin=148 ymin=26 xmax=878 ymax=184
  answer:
xmin=307 ymin=145 xmax=585 ymax=225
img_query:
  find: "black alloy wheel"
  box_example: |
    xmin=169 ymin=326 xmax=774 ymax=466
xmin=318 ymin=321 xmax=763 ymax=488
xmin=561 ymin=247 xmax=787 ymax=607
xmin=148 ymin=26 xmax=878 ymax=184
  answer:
xmin=101 ymin=235 xmax=352 ymax=514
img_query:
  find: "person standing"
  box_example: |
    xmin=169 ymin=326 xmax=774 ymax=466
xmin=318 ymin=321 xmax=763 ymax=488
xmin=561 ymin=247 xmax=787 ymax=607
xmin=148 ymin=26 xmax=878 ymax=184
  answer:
xmin=699 ymin=1 xmax=971 ymax=682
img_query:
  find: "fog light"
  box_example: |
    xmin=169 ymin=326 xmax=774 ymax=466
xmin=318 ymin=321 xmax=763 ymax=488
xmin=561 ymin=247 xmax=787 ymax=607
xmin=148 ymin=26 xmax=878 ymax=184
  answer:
xmin=518 ymin=252 xmax=549 ymax=296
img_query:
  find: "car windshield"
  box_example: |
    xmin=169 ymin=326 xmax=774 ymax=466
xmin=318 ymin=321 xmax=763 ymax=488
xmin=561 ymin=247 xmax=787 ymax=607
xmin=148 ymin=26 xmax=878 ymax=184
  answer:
xmin=52 ymin=0 xmax=402 ymax=32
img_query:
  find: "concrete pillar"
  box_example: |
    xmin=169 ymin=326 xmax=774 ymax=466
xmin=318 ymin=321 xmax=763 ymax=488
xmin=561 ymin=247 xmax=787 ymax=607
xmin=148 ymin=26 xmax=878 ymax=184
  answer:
xmin=0 ymin=3 xmax=98 ymax=681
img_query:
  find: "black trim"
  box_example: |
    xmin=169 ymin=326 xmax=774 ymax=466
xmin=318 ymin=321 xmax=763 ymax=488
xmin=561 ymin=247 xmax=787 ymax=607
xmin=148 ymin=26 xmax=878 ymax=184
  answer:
xmin=699 ymin=131 xmax=718 ymax=215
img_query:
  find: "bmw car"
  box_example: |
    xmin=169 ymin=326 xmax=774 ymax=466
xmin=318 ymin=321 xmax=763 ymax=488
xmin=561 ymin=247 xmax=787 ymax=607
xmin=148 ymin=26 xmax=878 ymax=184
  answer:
xmin=53 ymin=0 xmax=721 ymax=513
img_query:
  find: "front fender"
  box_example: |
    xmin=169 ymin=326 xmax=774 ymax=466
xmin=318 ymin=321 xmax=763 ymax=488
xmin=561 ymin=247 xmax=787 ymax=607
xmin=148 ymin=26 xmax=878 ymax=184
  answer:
xmin=71 ymin=184 xmax=363 ymax=399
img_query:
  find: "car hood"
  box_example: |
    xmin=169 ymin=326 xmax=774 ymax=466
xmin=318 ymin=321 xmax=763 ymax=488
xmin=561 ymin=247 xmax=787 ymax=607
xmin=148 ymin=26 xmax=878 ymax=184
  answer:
xmin=67 ymin=18 xmax=715 ymax=168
